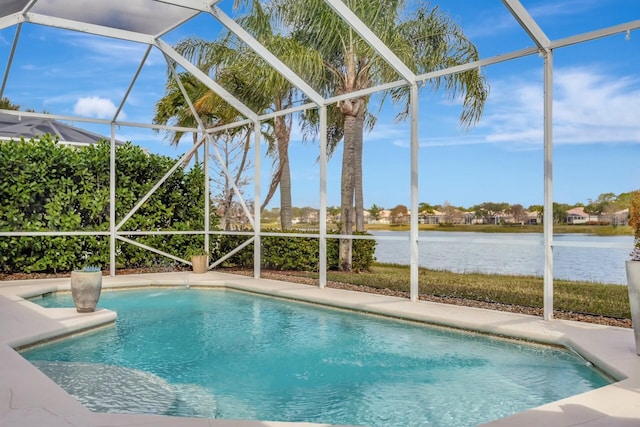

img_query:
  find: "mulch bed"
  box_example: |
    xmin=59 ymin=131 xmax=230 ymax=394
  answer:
xmin=1 ymin=267 xmax=631 ymax=329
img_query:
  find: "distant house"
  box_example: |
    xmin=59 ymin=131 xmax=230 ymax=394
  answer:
xmin=608 ymin=208 xmax=630 ymax=226
xmin=0 ymin=112 xmax=124 ymax=146
xmin=366 ymin=209 xmax=392 ymax=224
xmin=565 ymin=207 xmax=591 ymax=224
xmin=419 ymin=210 xmax=442 ymax=224
xmin=525 ymin=211 xmax=539 ymax=224
xmin=304 ymin=210 xmax=319 ymax=223
xmin=292 ymin=209 xmax=320 ymax=224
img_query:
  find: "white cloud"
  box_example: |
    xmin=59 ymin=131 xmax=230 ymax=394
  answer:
xmin=420 ymin=135 xmax=509 ymax=149
xmin=73 ymin=96 xmax=126 ymax=120
xmin=527 ymin=0 xmax=599 ymax=19
xmin=412 ymin=66 xmax=640 ymax=149
xmin=366 ymin=123 xmax=408 ymax=142
xmin=61 ymin=32 xmax=162 ymax=66
xmin=483 ymin=67 xmax=640 ymax=146
xmin=464 ymin=9 xmax=521 ymax=39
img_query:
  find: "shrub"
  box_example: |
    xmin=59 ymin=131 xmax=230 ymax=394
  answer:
xmin=1 ymin=137 xmax=376 ymax=274
xmin=213 ymin=230 xmax=377 ymax=272
xmin=0 ymin=137 xmax=210 ymax=272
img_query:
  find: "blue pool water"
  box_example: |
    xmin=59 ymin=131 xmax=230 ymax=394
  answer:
xmin=24 ymin=289 xmax=610 ymax=426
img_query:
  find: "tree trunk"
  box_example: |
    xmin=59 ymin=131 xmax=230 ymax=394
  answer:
xmin=260 ymin=113 xmax=292 ymax=230
xmin=339 ymin=114 xmax=357 ymax=271
xmin=193 ymin=132 xmax=199 ymax=165
xmin=354 ymin=112 xmax=365 ymax=232
xmin=280 ymin=156 xmax=292 ymax=229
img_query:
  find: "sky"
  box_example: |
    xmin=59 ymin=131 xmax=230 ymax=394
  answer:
xmin=1 ymin=0 xmax=639 ymax=211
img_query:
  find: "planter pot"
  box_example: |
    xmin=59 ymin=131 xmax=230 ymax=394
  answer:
xmin=70 ymin=270 xmax=102 ymax=313
xmin=191 ymin=255 xmax=209 ymax=274
xmin=626 ymin=260 xmax=640 ymax=355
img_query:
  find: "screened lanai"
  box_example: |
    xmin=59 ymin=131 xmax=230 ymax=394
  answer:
xmin=1 ymin=0 xmax=639 ymax=321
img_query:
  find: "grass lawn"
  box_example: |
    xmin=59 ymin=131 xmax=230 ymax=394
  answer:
xmin=281 ymin=262 xmax=631 ymax=319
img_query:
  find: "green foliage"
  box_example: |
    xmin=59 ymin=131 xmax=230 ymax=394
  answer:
xmin=213 ymin=229 xmax=376 ymax=272
xmin=368 ymin=204 xmax=383 ymax=220
xmin=0 ymin=137 xmax=211 ymax=273
xmin=346 ymin=232 xmax=377 ymax=272
xmin=0 ymin=97 xmax=20 ymax=110
xmin=585 ymin=192 xmax=618 ymax=215
xmin=471 ymin=202 xmax=511 ymax=223
xmin=263 ymin=233 xmax=320 ymax=270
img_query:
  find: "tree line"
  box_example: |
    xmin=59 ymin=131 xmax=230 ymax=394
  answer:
xmin=261 ymin=191 xmax=637 ymax=225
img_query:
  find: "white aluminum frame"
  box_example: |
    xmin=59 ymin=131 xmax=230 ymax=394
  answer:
xmin=0 ymin=0 xmax=637 ymax=319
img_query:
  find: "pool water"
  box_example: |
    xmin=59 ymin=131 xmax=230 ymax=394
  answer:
xmin=24 ymin=289 xmax=610 ymax=426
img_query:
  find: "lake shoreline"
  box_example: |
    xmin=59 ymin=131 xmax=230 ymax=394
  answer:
xmin=285 ymin=223 xmax=632 ymax=236
xmin=367 ymin=224 xmax=631 ymax=236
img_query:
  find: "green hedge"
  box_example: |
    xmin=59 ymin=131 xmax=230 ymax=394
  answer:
xmin=215 ymin=230 xmax=376 ymax=272
xmin=0 ymin=137 xmax=208 ymax=272
xmin=0 ymin=137 xmax=376 ymax=273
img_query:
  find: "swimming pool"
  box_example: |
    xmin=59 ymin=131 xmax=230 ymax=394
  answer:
xmin=24 ymin=288 xmax=610 ymax=426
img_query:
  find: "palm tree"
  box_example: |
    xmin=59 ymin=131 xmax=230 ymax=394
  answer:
xmin=275 ymin=0 xmax=489 ymax=270
xmin=173 ymin=0 xmax=323 ymax=230
xmin=0 ymin=97 xmax=21 ymax=110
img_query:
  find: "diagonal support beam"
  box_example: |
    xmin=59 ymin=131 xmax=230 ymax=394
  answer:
xmin=0 ymin=23 xmax=21 ymax=99
xmin=210 ymin=236 xmax=255 ymax=268
xmin=116 ymin=235 xmax=188 ymax=264
xmin=501 ymin=0 xmax=550 ymax=49
xmin=116 ymin=139 xmax=203 ymax=230
xmin=114 ymin=45 xmax=153 ymax=122
xmin=150 ymin=1 xmax=211 ymax=38
xmin=164 ymin=53 xmax=208 ymax=132
xmin=209 ymin=5 xmax=325 ymax=107
xmin=322 ymin=0 xmax=416 ymax=84
xmin=21 ymin=0 xmax=39 ymax=14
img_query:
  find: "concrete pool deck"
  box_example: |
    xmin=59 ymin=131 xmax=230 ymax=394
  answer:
xmin=1 ymin=271 xmax=639 ymax=427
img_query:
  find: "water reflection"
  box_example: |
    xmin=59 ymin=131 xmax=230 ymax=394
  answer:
xmin=370 ymin=231 xmax=632 ymax=285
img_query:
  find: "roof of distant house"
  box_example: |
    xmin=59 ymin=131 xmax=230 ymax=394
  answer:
xmin=0 ymin=112 xmax=124 ymax=146
xmin=566 ymin=207 xmax=588 ymax=217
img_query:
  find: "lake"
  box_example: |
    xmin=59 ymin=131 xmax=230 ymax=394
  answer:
xmin=370 ymin=231 xmax=633 ymax=285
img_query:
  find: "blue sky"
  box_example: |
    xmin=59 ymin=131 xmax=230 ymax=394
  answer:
xmin=1 ymin=0 xmax=639 ymax=211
